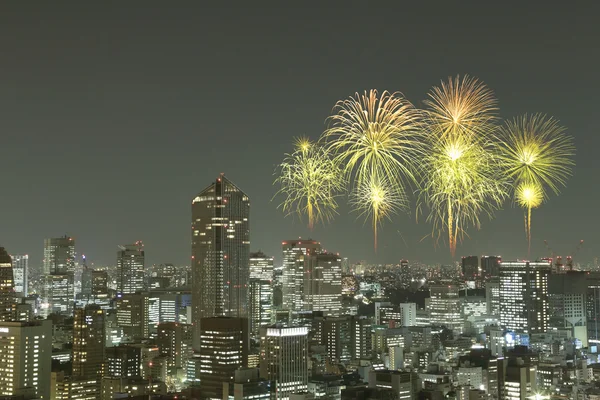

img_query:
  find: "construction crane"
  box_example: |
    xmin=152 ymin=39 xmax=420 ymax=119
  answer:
xmin=544 ymin=240 xmax=554 ymax=259
xmin=566 ymin=240 xmax=584 ymax=270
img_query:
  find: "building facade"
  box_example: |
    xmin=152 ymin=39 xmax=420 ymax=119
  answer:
xmin=116 ymin=242 xmax=145 ymax=294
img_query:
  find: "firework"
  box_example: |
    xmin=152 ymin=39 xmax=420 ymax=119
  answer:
xmin=351 ymin=174 xmax=406 ymax=249
xmin=322 ymin=89 xmax=423 ymax=247
xmin=274 ymin=138 xmax=345 ymax=229
xmin=418 ymin=76 xmax=507 ymax=257
xmin=498 ymin=114 xmax=575 ymax=251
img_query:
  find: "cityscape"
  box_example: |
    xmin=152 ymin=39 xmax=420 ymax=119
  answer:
xmin=0 ymin=3 xmax=598 ymax=400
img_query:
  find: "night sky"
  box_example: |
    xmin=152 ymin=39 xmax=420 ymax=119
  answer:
xmin=1 ymin=2 xmax=598 ymax=268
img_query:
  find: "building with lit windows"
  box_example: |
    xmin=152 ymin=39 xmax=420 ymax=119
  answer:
xmin=351 ymin=316 xmax=372 ymax=360
xmin=43 ymin=236 xmax=75 ymax=274
xmin=427 ymin=283 xmax=462 ymax=334
xmin=548 ymin=270 xmax=587 ymax=346
xmin=249 ymin=279 xmax=273 ymax=337
xmin=115 ymin=293 xmax=149 ymax=341
xmin=43 ymin=236 xmax=75 ymax=317
xmin=486 ymin=279 xmax=501 ymax=317
xmin=105 ymin=345 xmax=142 ymax=378
xmin=199 ymin=317 xmax=249 ymax=400
xmin=156 ymin=322 xmax=193 ymax=372
xmin=50 ymin=371 xmax=99 ymax=400
xmin=250 ymin=251 xmax=274 ymax=281
xmin=73 ymin=304 xmax=105 ymax=383
xmin=191 ymin=175 xmax=250 ymax=350
xmin=10 ymin=254 xmax=28 ymax=297
xmin=260 ymin=325 xmax=309 ymax=400
xmin=462 ymin=256 xmax=479 ymax=279
xmin=0 ymin=320 xmax=52 ymax=399
xmin=481 ymin=256 xmax=501 ymax=278
xmin=0 ymin=247 xmax=14 ymax=322
xmin=281 ymin=239 xmax=321 ymax=313
xmin=399 ymin=303 xmax=417 ymax=327
xmin=499 ymin=261 xmax=550 ymax=334
xmin=303 ymin=252 xmax=342 ymax=315
xmin=117 ymin=242 xmax=145 ymax=294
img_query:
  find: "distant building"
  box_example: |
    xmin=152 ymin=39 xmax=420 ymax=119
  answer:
xmin=10 ymin=254 xmax=28 ymax=297
xmin=462 ymin=256 xmax=479 ymax=279
xmin=250 ymin=251 xmax=274 ymax=281
xmin=0 ymin=247 xmax=14 ymax=322
xmin=548 ymin=270 xmax=588 ymax=346
xmin=43 ymin=236 xmax=75 ymax=274
xmin=43 ymin=236 xmax=75 ymax=316
xmin=399 ymin=303 xmax=417 ymax=327
xmin=486 ymin=279 xmax=500 ymax=316
xmin=282 ymin=239 xmax=321 ymax=313
xmin=117 ymin=242 xmax=145 ymax=294
xmin=303 ymin=252 xmax=342 ymax=315
xmin=73 ymin=304 xmax=105 ymax=383
xmin=249 ymin=279 xmax=273 ymax=337
xmin=481 ymin=256 xmax=501 ymax=278
xmin=427 ymin=283 xmax=462 ymax=334
xmin=115 ymin=293 xmax=149 ymax=341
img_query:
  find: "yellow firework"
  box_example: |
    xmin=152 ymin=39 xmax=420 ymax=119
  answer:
xmin=351 ymin=175 xmax=406 ymax=250
xmin=418 ymin=75 xmax=507 ymax=257
xmin=498 ymin=114 xmax=575 ymax=252
xmin=274 ymin=138 xmax=345 ymax=229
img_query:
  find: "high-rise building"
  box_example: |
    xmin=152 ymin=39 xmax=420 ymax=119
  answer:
xmin=156 ymin=322 xmax=193 ymax=372
xmin=105 ymin=345 xmax=142 ymax=378
xmin=44 ymin=273 xmax=74 ymax=316
xmin=199 ymin=317 xmax=249 ymax=400
xmin=260 ymin=325 xmax=309 ymax=400
xmin=587 ymin=272 xmax=600 ymax=342
xmin=250 ymin=251 xmax=274 ymax=281
xmin=116 ymin=293 xmax=149 ymax=341
xmin=548 ymin=270 xmax=587 ymax=346
xmin=461 ymin=256 xmax=479 ymax=279
xmin=10 ymin=254 xmax=28 ymax=297
xmin=249 ymin=279 xmax=273 ymax=338
xmin=351 ymin=316 xmax=372 ymax=360
xmin=191 ymin=175 xmax=250 ymax=350
xmin=281 ymin=239 xmax=321 ymax=313
xmin=92 ymin=270 xmax=109 ymax=299
xmin=486 ymin=278 xmax=500 ymax=316
xmin=73 ymin=304 xmax=105 ymax=382
xmin=117 ymin=242 xmax=145 ymax=294
xmin=0 ymin=247 xmax=14 ymax=322
xmin=481 ymin=256 xmax=501 ymax=278
xmin=43 ymin=236 xmax=75 ymax=274
xmin=499 ymin=261 xmax=550 ymax=334
xmin=399 ymin=303 xmax=417 ymax=327
xmin=427 ymin=283 xmax=462 ymax=334
xmin=303 ymin=252 xmax=342 ymax=315
xmin=0 ymin=320 xmax=52 ymax=399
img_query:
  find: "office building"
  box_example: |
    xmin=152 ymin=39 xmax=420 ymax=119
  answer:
xmin=481 ymin=256 xmax=501 ymax=278
xmin=548 ymin=270 xmax=587 ymax=346
xmin=250 ymin=251 xmax=274 ymax=281
xmin=115 ymin=293 xmax=149 ymax=341
xmin=368 ymin=370 xmax=419 ymax=400
xmin=312 ymin=315 xmax=351 ymax=363
xmin=281 ymin=239 xmax=321 ymax=313
xmin=427 ymin=283 xmax=462 ymax=334
xmin=43 ymin=236 xmax=75 ymax=274
xmin=587 ymin=272 xmax=600 ymax=342
xmin=486 ymin=279 xmax=501 ymax=316
xmin=351 ymin=316 xmax=372 ymax=360
xmin=223 ymin=368 xmax=270 ymax=400
xmin=105 ymin=345 xmax=142 ymax=378
xmin=11 ymin=254 xmax=28 ymax=297
xmin=249 ymin=279 xmax=273 ymax=337
xmin=192 ymin=175 xmax=250 ymax=350
xmin=399 ymin=303 xmax=417 ymax=327
xmin=0 ymin=247 xmax=14 ymax=322
xmin=50 ymin=371 xmax=99 ymax=400
xmin=44 ymin=273 xmax=74 ymax=316
xmin=117 ymin=242 xmax=145 ymax=294
xmin=199 ymin=317 xmax=249 ymax=400
xmin=0 ymin=320 xmax=52 ymax=399
xmin=499 ymin=261 xmax=550 ymax=334
xmin=303 ymin=252 xmax=342 ymax=315
xmin=156 ymin=322 xmax=193 ymax=372
xmin=73 ymin=304 xmax=105 ymax=381
xmin=260 ymin=325 xmax=309 ymax=400
xmin=462 ymin=256 xmax=479 ymax=279
xmin=92 ymin=270 xmax=109 ymax=299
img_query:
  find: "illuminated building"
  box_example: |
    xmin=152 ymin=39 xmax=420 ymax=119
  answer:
xmin=117 ymin=242 xmax=145 ymax=294
xmin=100 ymin=376 xmax=165 ymax=399
xmin=481 ymin=255 xmax=501 ymax=278
xmin=156 ymin=322 xmax=193 ymax=372
xmin=399 ymin=303 xmax=417 ymax=327
xmin=73 ymin=304 xmax=105 ymax=383
xmin=191 ymin=175 xmax=250 ymax=350
xmin=303 ymin=252 xmax=342 ymax=315
xmin=51 ymin=371 xmax=99 ymax=400
xmin=499 ymin=261 xmax=550 ymax=334
xmin=43 ymin=236 xmax=75 ymax=274
xmin=249 ymin=279 xmax=273 ymax=338
xmin=548 ymin=271 xmax=587 ymax=346
xmin=105 ymin=345 xmax=141 ymax=377
xmin=223 ymin=368 xmax=270 ymax=400
xmin=92 ymin=270 xmax=109 ymax=299
xmin=486 ymin=279 xmax=500 ymax=316
xmin=0 ymin=247 xmax=14 ymax=322
xmin=462 ymin=256 xmax=479 ymax=279
xmin=427 ymin=283 xmax=462 ymax=334
xmin=281 ymin=239 xmax=321 ymax=313
xmin=312 ymin=315 xmax=351 ymax=363
xmin=0 ymin=320 xmax=52 ymax=399
xmin=44 ymin=273 xmax=74 ymax=316
xmin=115 ymin=293 xmax=149 ymax=341
xmin=43 ymin=236 xmax=75 ymax=316
xmin=497 ymin=350 xmax=537 ymax=400
xmin=250 ymin=251 xmax=274 ymax=281
xmin=351 ymin=316 xmax=372 ymax=359
xmin=368 ymin=370 xmax=419 ymax=400
xmin=199 ymin=317 xmax=249 ymax=400
xmin=10 ymin=254 xmax=28 ymax=297
xmin=260 ymin=325 xmax=309 ymax=400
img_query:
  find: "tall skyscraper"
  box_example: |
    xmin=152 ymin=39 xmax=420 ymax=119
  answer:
xmin=199 ymin=317 xmax=249 ymax=400
xmin=250 ymin=251 xmax=274 ymax=281
xmin=260 ymin=325 xmax=309 ymax=400
xmin=499 ymin=261 xmax=551 ymax=334
xmin=427 ymin=283 xmax=462 ymax=334
xmin=303 ymin=252 xmax=342 ymax=315
xmin=281 ymin=239 xmax=321 ymax=313
xmin=192 ymin=174 xmax=250 ymax=350
xmin=461 ymin=256 xmax=479 ymax=279
xmin=481 ymin=255 xmax=501 ymax=278
xmin=117 ymin=242 xmax=145 ymax=294
xmin=43 ymin=236 xmax=75 ymax=274
xmin=0 ymin=320 xmax=52 ymax=399
xmin=157 ymin=322 xmax=193 ymax=372
xmin=0 ymin=247 xmax=14 ymax=322
xmin=249 ymin=279 xmax=273 ymax=338
xmin=73 ymin=304 xmax=105 ymax=390
xmin=116 ymin=293 xmax=150 ymax=341
xmin=10 ymin=254 xmax=28 ymax=297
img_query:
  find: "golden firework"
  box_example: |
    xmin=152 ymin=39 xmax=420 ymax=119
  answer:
xmin=274 ymin=138 xmax=345 ymax=229
xmin=418 ymin=75 xmax=507 ymax=257
xmin=322 ymin=89 xmax=423 ymax=247
xmin=498 ymin=114 xmax=575 ymax=252
xmin=351 ymin=174 xmax=406 ymax=250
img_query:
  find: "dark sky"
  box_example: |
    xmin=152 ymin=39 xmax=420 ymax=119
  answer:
xmin=1 ymin=2 xmax=598 ymax=268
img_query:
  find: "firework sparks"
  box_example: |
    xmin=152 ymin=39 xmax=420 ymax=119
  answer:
xmin=322 ymin=89 xmax=423 ymax=247
xmin=498 ymin=114 xmax=575 ymax=252
xmin=274 ymin=138 xmax=345 ymax=229
xmin=418 ymin=75 xmax=507 ymax=257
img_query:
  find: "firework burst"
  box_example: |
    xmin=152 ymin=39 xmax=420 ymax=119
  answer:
xmin=418 ymin=75 xmax=507 ymax=257
xmin=498 ymin=114 xmax=575 ymax=252
xmin=274 ymin=138 xmax=346 ymax=229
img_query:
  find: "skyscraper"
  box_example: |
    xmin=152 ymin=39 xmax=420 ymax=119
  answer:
xmin=43 ymin=236 xmax=75 ymax=274
xmin=10 ymin=254 xmax=28 ymax=297
xmin=117 ymin=242 xmax=145 ymax=294
xmin=250 ymin=251 xmax=274 ymax=281
xmin=303 ymin=252 xmax=342 ymax=315
xmin=427 ymin=283 xmax=462 ymax=334
xmin=191 ymin=174 xmax=250 ymax=350
xmin=249 ymin=279 xmax=273 ymax=338
xmin=73 ymin=304 xmax=105 ymax=385
xmin=461 ymin=256 xmax=479 ymax=279
xmin=0 ymin=248 xmax=14 ymax=322
xmin=281 ymin=239 xmax=321 ymax=313
xmin=499 ymin=261 xmax=551 ymax=334
xmin=115 ymin=293 xmax=150 ymax=341
xmin=481 ymin=255 xmax=501 ymax=278
xmin=260 ymin=325 xmax=309 ymax=400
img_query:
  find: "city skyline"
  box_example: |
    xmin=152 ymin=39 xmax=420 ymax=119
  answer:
xmin=0 ymin=3 xmax=597 ymax=267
